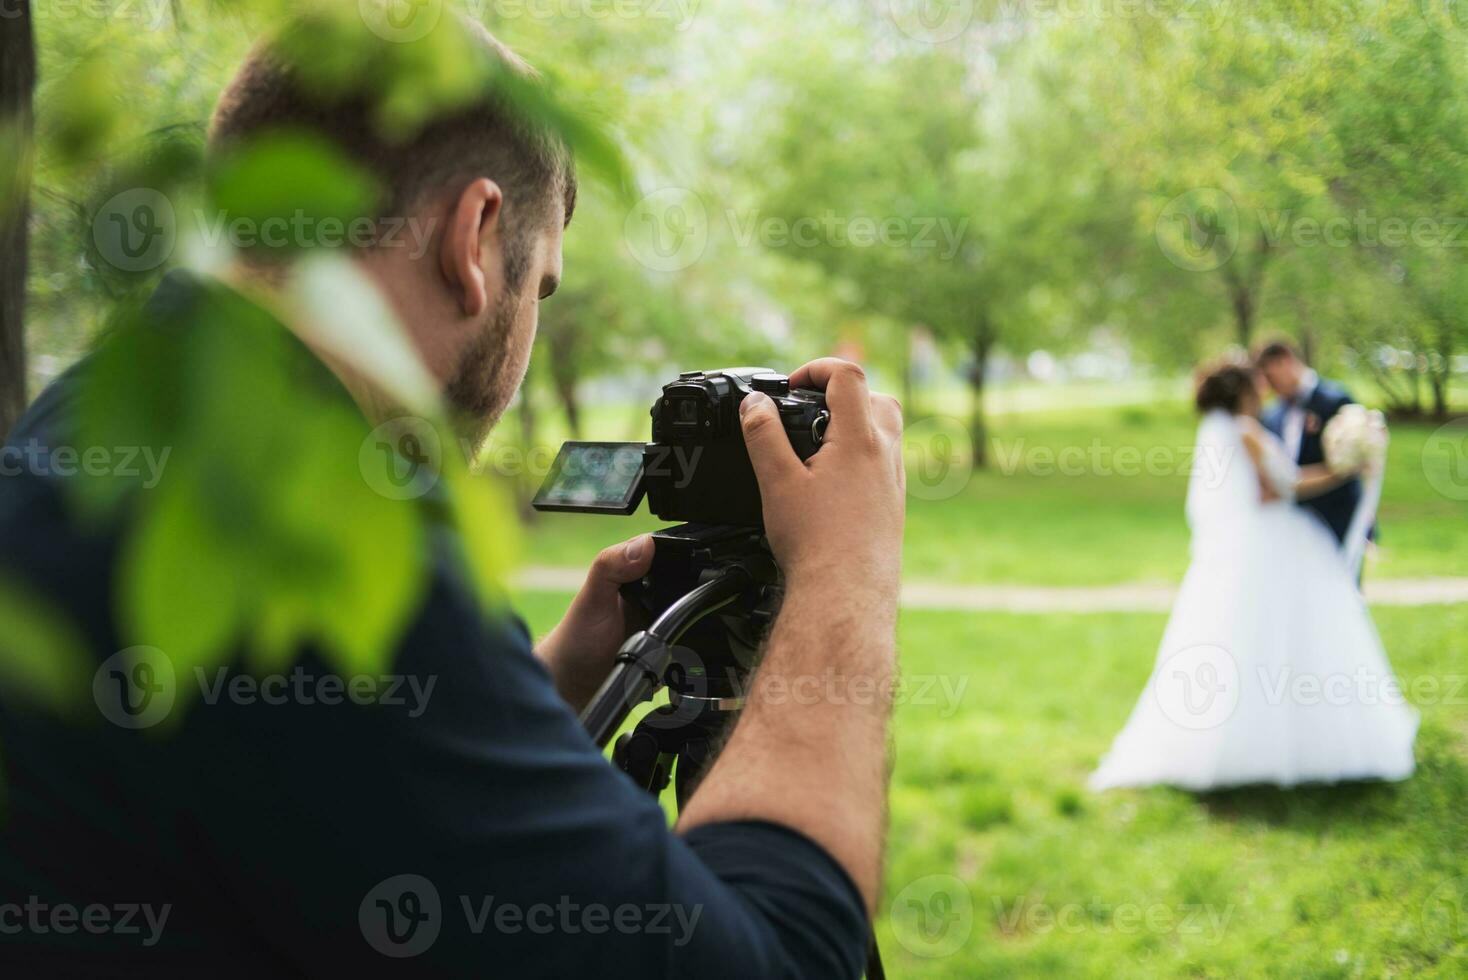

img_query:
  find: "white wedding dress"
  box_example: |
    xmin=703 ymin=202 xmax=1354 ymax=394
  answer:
xmin=1090 ymin=410 xmax=1417 ymax=791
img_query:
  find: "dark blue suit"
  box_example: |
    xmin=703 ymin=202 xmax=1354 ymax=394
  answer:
xmin=1260 ymin=377 xmax=1362 ymax=545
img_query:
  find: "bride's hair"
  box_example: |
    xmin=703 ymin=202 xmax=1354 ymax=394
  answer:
xmin=1194 ymin=361 xmax=1258 ymax=414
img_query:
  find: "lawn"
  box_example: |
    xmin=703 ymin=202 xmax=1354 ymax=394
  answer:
xmin=514 ymin=593 xmax=1468 ymax=978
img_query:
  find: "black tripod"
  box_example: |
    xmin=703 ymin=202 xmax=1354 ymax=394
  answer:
xmin=579 ymin=524 xmax=886 ymax=979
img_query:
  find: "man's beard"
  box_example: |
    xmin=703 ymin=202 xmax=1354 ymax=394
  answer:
xmin=443 ymin=289 xmax=527 ymax=453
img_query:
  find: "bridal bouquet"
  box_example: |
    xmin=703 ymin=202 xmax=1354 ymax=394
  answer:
xmin=1323 ymin=404 xmax=1389 ymax=475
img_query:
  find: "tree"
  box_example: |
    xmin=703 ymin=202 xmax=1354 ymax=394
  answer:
xmin=0 ymin=0 xmax=35 ymax=439
xmin=736 ymin=16 xmax=1108 ymax=465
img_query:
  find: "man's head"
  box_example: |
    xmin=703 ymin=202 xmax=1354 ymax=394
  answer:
xmin=208 ymin=13 xmax=575 ymax=442
xmin=1253 ymin=339 xmax=1306 ymax=399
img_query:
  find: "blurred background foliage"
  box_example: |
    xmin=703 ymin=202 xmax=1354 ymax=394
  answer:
xmin=12 ymin=0 xmax=1468 ymax=454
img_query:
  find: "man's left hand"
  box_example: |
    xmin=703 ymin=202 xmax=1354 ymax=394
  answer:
xmin=535 ymin=534 xmax=655 ymax=713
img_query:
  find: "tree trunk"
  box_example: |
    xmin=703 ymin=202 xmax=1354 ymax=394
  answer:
xmin=544 ymin=325 xmax=583 ymax=439
xmin=968 ymin=330 xmax=992 ymax=468
xmin=1230 ymin=282 xmax=1254 ymax=349
xmin=1429 ymin=373 xmax=1447 ymax=420
xmin=553 ymin=377 xmax=581 ymax=439
xmin=0 ymin=0 xmax=36 ymax=440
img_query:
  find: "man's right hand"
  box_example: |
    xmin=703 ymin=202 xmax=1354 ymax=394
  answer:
xmin=676 ymin=357 xmax=906 ymax=917
xmin=738 ymin=358 xmax=906 ymax=596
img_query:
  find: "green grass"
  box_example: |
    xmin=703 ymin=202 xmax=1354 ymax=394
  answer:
xmin=508 ymin=394 xmax=1468 ymax=584
xmin=514 ymin=594 xmax=1468 ymax=978
xmin=505 ymin=376 xmax=1468 ymax=975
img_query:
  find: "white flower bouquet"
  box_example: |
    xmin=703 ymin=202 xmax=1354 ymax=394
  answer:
xmin=1323 ymin=403 xmax=1389 ymax=476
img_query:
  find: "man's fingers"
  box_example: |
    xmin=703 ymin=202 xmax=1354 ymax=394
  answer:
xmin=789 ymin=358 xmax=874 ymax=439
xmin=871 ymin=394 xmax=904 ymax=439
xmin=582 ymin=534 xmax=655 ymax=600
xmin=740 ymin=392 xmax=806 ymax=488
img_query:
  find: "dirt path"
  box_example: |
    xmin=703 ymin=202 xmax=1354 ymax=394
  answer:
xmin=515 ymin=568 xmax=1468 ymax=613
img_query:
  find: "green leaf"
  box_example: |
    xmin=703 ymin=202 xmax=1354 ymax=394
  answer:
xmin=0 ymin=577 xmax=95 ymax=717
xmin=206 ymin=130 xmax=382 ymax=253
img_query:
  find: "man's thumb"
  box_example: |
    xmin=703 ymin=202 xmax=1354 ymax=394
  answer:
xmin=740 ymin=392 xmax=802 ymax=487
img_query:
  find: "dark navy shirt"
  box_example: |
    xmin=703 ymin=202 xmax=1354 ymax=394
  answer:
xmin=0 ymin=274 xmax=866 ymax=978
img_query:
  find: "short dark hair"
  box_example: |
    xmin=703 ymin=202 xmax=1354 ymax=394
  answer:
xmin=1195 ymin=362 xmax=1258 ymax=414
xmin=208 ymin=11 xmax=575 ymax=282
xmin=1253 ymin=337 xmax=1300 ymax=366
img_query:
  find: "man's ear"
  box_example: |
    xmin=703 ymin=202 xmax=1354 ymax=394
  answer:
xmin=440 ymin=178 xmax=504 ymax=318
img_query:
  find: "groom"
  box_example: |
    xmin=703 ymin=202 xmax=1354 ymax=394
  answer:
xmin=1255 ymin=339 xmax=1363 ymax=546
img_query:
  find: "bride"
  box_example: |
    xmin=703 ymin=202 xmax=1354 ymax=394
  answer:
xmin=1090 ymin=362 xmax=1417 ymax=791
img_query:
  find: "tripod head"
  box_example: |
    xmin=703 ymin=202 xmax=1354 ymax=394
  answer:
xmin=579 ymin=523 xmax=779 ymax=750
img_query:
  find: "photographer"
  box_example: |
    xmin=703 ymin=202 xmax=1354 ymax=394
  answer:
xmin=0 ymin=14 xmax=904 ymax=979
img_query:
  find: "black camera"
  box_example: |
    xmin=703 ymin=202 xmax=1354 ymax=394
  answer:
xmin=531 ymin=368 xmax=828 ymax=528
xmin=531 ymin=368 xmax=830 ymax=795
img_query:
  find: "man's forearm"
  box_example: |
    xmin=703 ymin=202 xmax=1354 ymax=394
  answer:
xmin=674 ymin=571 xmax=898 ymax=913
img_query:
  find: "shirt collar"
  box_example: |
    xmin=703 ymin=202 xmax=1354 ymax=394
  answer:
xmin=1294 ymin=368 xmax=1319 ymax=405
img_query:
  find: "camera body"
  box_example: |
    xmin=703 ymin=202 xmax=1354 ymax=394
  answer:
xmin=645 ymin=369 xmax=827 ymax=527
